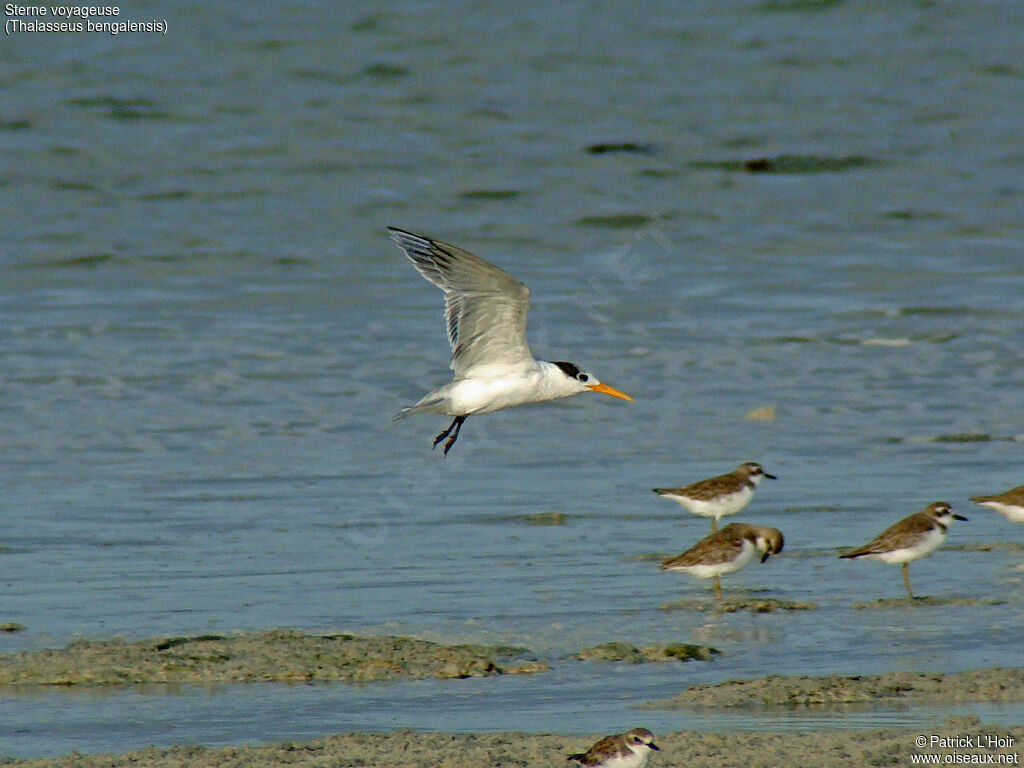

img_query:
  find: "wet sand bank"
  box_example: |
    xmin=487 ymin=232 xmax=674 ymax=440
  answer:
xmin=1 ymin=717 xmax=1020 ymax=768
xmin=645 ymin=668 xmax=1024 ymax=708
xmin=0 ymin=630 xmax=545 ymax=685
xmin=2 ymin=633 xmax=1022 ymax=766
xmin=0 ymin=630 xmax=729 ymax=687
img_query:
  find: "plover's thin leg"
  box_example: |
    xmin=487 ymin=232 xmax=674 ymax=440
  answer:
xmin=902 ymin=563 xmax=914 ymax=599
xmin=713 ymin=575 xmax=723 ymax=600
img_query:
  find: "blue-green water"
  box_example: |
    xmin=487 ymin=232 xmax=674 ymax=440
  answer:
xmin=2 ymin=0 xmax=1023 ymax=758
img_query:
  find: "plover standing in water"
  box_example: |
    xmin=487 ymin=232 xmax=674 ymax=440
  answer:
xmin=653 ymin=462 xmax=777 ymax=532
xmin=567 ymin=727 xmax=660 ymax=768
xmin=659 ymin=523 xmax=785 ymax=599
xmin=970 ymin=484 xmax=1024 ymax=523
xmin=389 ymin=228 xmax=632 ymax=455
xmin=839 ymin=501 xmax=967 ymax=599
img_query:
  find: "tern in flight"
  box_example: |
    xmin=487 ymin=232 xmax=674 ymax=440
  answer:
xmin=389 ymin=227 xmax=633 ymax=455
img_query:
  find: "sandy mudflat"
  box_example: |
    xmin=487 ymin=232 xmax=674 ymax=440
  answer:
xmin=1 ymin=717 xmax=1021 ymax=768
xmin=658 ymin=597 xmax=818 ymax=613
xmin=0 ymin=631 xmax=729 ymax=687
xmin=644 ymin=668 xmax=1024 ymax=708
xmin=2 ymin=635 xmax=1023 ymax=767
xmin=0 ymin=630 xmax=545 ymax=685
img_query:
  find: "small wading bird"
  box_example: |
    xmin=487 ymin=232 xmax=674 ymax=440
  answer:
xmin=567 ymin=727 xmax=660 ymax=768
xmin=970 ymin=484 xmax=1024 ymax=523
xmin=653 ymin=462 xmax=777 ymax=532
xmin=659 ymin=523 xmax=784 ymax=600
xmin=389 ymin=227 xmax=633 ymax=455
xmin=839 ymin=501 xmax=966 ymax=599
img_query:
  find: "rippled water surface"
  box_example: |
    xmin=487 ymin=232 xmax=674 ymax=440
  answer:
xmin=2 ymin=0 xmax=1023 ymax=758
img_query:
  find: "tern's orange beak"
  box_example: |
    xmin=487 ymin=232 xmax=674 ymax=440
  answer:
xmin=586 ymin=382 xmax=634 ymax=401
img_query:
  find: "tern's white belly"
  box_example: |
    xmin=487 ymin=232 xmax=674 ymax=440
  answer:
xmin=448 ymin=372 xmax=552 ymax=415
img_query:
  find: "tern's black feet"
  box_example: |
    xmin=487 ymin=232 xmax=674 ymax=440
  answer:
xmin=432 ymin=415 xmax=467 ymax=456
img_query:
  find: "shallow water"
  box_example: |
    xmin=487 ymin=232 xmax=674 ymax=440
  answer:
xmin=2 ymin=0 xmax=1024 ymax=759
xmin=3 ymin=676 xmax=1024 ymax=759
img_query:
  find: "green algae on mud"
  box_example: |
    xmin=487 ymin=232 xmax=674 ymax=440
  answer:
xmin=576 ymin=641 xmax=720 ymax=663
xmin=660 ymin=597 xmax=818 ymax=613
xmin=0 ymin=630 xmax=546 ymax=686
xmin=643 ymin=667 xmax=1024 ymax=709
xmin=688 ymin=153 xmax=881 ymax=174
xmin=456 ymin=189 xmax=521 ymax=201
xmin=516 ymin=511 xmax=569 ymax=526
xmin=853 ymin=596 xmax=1008 ymax=610
xmin=585 ymin=142 xmax=656 ymax=155
xmin=574 ymin=213 xmax=653 ymax=229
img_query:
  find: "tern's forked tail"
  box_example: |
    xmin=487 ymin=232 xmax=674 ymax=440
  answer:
xmin=392 ymin=395 xmax=446 ymax=423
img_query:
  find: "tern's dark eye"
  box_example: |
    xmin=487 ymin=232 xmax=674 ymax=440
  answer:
xmin=577 ymin=373 xmax=589 ymax=382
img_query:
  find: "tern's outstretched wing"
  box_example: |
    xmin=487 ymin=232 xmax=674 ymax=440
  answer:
xmin=389 ymin=227 xmax=534 ymax=377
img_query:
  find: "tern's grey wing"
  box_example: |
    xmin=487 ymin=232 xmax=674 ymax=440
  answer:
xmin=389 ymin=227 xmax=533 ymax=376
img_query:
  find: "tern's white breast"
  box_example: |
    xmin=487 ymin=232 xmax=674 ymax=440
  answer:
xmin=445 ymin=370 xmax=545 ymax=414
xmin=444 ymin=361 xmax=584 ymax=415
